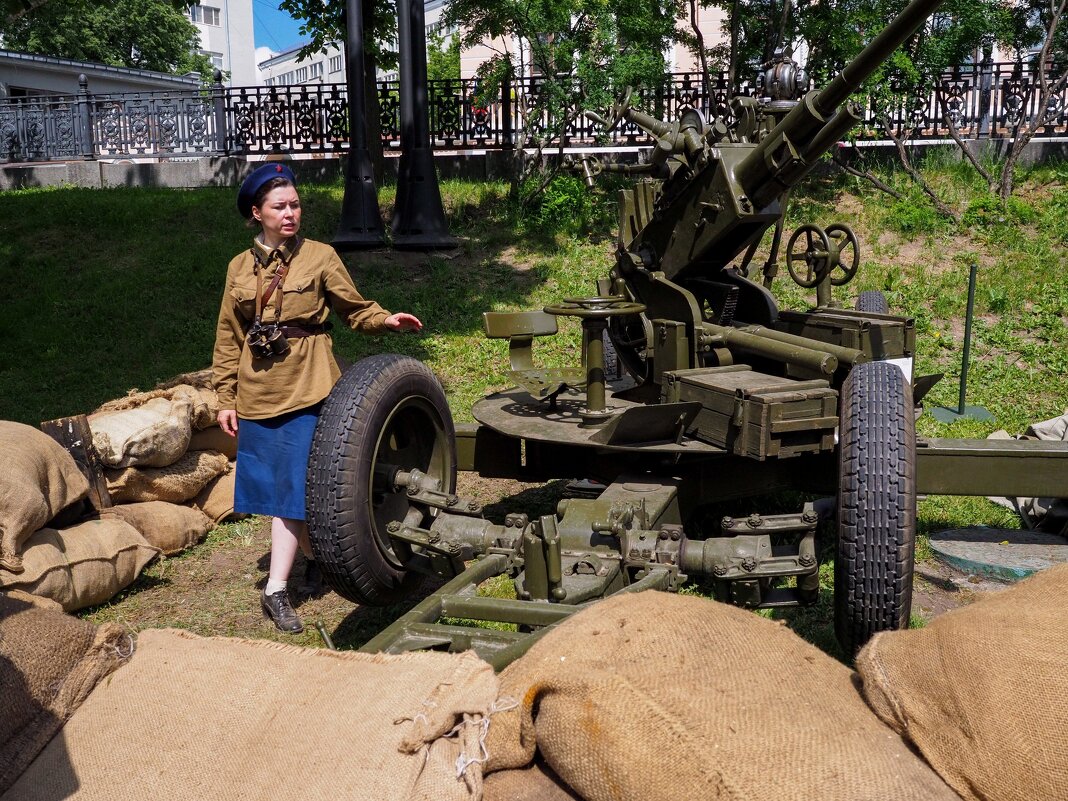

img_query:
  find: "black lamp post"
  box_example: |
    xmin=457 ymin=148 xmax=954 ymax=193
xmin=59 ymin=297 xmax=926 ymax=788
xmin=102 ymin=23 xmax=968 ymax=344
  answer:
xmin=391 ymin=0 xmax=457 ymax=249
xmin=332 ymin=0 xmax=387 ymax=250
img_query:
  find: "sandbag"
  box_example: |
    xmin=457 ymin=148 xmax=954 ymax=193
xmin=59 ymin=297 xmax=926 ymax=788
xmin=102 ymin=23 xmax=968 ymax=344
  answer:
xmin=105 ymin=450 xmax=229 ymax=504
xmin=4 ymin=629 xmax=499 ymax=801
xmin=483 ymin=760 xmax=582 ymax=801
xmin=153 ymin=370 xmax=220 ymax=430
xmin=96 ymin=373 xmax=220 ymax=432
xmin=190 ymin=464 xmax=241 ymax=525
xmin=857 ymin=563 xmax=1068 ymax=801
xmin=0 ymin=593 xmax=132 ymax=794
xmin=102 ymin=502 xmax=213 ymax=556
xmin=987 ymin=414 xmax=1068 ymax=533
xmin=2 ymin=588 xmax=62 ymax=612
xmin=188 ymin=426 xmax=237 ymax=458
xmin=89 ymin=396 xmax=193 ymax=469
xmin=484 ymin=592 xmax=960 ymax=801
xmin=0 ymin=519 xmax=159 ymax=611
xmin=0 ymin=421 xmax=90 ymax=573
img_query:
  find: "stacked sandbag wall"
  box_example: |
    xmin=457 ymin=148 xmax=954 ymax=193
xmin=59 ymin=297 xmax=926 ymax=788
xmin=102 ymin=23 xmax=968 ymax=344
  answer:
xmin=1 ymin=368 xmax=242 ymax=610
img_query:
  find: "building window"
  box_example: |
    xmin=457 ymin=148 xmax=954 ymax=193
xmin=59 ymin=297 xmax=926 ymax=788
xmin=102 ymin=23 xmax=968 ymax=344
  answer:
xmin=201 ymin=50 xmax=224 ymax=69
xmin=189 ymin=4 xmax=221 ymax=25
xmin=295 ymin=66 xmax=309 ymax=82
xmin=329 ymin=55 xmax=344 ymax=73
xmin=310 ymin=62 xmax=323 ymax=78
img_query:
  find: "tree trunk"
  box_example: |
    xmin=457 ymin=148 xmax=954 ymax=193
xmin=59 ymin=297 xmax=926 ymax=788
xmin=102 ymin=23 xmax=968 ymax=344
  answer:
xmin=688 ymin=0 xmax=713 ymax=111
xmin=880 ymin=114 xmax=961 ymax=222
xmin=727 ymin=0 xmax=740 ymax=92
xmin=997 ymin=0 xmax=1067 ymax=199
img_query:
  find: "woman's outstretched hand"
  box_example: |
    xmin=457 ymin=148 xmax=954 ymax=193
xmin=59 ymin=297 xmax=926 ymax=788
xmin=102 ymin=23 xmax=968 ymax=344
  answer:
xmin=385 ymin=313 xmax=423 ymax=332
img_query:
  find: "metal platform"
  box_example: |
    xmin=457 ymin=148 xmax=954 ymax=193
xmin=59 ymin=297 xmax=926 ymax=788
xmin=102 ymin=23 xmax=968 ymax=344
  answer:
xmin=471 ymin=386 xmax=723 ymax=454
xmin=930 ymin=528 xmax=1068 ymax=581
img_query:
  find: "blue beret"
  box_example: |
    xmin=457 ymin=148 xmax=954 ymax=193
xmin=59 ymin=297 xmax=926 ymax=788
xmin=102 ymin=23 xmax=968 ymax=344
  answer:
xmin=237 ymin=163 xmax=297 ymax=218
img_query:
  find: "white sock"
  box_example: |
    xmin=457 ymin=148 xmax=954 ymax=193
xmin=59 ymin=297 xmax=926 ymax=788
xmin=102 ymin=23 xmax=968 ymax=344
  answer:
xmin=264 ymin=579 xmax=287 ymax=596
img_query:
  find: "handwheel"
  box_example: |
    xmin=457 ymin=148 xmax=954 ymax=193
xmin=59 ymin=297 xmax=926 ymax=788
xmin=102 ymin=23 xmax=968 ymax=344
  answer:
xmin=306 ymin=354 xmax=456 ymax=606
xmin=827 ymin=223 xmax=860 ymax=286
xmin=544 ymin=296 xmax=647 ymax=319
xmin=835 ymin=361 xmax=916 ymax=654
xmin=786 ymin=224 xmax=831 ymax=288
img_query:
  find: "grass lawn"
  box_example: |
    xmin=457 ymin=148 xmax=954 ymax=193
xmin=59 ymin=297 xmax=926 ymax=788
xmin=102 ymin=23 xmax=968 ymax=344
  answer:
xmin=3 ymin=152 xmax=1066 ymax=658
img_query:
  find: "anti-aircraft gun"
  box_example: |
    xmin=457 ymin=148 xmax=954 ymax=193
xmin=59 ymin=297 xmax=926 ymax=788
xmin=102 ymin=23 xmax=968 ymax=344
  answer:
xmin=306 ymin=0 xmax=1068 ymax=665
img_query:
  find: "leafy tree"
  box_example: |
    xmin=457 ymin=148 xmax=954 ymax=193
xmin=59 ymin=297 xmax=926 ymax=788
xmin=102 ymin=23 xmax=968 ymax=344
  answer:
xmin=278 ymin=0 xmax=397 ymax=70
xmin=426 ymin=30 xmax=461 ymax=83
xmin=443 ymin=0 xmax=679 ymax=201
xmin=2 ymin=0 xmax=212 ymax=78
xmin=988 ymin=0 xmax=1068 ymax=197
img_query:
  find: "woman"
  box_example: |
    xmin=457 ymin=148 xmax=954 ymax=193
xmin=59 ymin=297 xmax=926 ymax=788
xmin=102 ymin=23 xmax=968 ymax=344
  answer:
xmin=212 ymin=163 xmax=422 ymax=633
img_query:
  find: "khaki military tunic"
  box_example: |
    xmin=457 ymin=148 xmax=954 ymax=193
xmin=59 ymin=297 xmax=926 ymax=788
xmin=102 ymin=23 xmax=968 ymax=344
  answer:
xmin=212 ymin=238 xmax=392 ymax=420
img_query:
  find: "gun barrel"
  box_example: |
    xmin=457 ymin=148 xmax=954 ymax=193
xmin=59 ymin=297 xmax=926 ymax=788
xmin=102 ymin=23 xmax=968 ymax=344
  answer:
xmin=702 ymin=324 xmax=839 ymax=375
xmin=737 ymin=0 xmax=944 ymax=209
xmin=816 ymin=0 xmax=946 ymax=116
xmin=731 ymin=323 xmax=869 ymax=366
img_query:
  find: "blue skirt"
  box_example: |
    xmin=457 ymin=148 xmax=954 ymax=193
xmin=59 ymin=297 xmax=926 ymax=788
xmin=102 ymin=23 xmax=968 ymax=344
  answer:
xmin=234 ymin=403 xmax=322 ymax=520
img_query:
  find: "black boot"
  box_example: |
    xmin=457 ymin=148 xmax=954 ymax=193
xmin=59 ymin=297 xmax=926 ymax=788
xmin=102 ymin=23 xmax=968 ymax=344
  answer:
xmin=261 ymin=589 xmax=303 ymax=633
xmin=297 ymin=559 xmax=324 ymax=598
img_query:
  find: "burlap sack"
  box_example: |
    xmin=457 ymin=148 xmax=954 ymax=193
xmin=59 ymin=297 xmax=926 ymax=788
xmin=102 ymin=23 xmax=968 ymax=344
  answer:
xmin=4 ymin=629 xmax=499 ymax=801
xmin=483 ymin=760 xmax=583 ymax=801
xmin=89 ymin=396 xmax=193 ymax=469
xmin=0 ymin=519 xmax=159 ymax=611
xmin=153 ymin=369 xmax=219 ymax=430
xmin=104 ymin=450 xmax=229 ymax=504
xmin=94 ymin=371 xmax=219 ymax=431
xmin=102 ymin=502 xmax=213 ymax=556
xmin=0 ymin=421 xmax=90 ymax=573
xmin=857 ymin=563 xmax=1068 ymax=801
xmin=2 ymin=588 xmax=62 ymax=612
xmin=484 ymin=592 xmax=960 ymax=801
xmin=188 ymin=426 xmax=237 ymax=458
xmin=0 ymin=592 xmax=132 ymax=794
xmin=190 ymin=463 xmax=241 ymax=524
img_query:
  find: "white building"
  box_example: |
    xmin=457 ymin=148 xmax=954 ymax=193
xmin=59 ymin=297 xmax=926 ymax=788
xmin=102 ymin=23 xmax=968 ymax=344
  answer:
xmin=0 ymin=50 xmax=199 ymax=98
xmin=260 ymin=43 xmax=345 ymax=87
xmin=187 ymin=1 xmax=257 ymax=86
xmin=257 ymin=0 xmax=451 ymax=86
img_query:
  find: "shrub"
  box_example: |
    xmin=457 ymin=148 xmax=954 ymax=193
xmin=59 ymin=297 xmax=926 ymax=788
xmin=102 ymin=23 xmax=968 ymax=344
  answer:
xmin=884 ymin=197 xmax=944 ymax=235
xmin=962 ymin=194 xmax=1037 ymax=228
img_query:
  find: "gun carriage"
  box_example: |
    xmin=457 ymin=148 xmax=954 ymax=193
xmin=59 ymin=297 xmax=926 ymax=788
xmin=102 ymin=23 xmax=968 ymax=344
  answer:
xmin=306 ymin=0 xmax=1068 ymax=665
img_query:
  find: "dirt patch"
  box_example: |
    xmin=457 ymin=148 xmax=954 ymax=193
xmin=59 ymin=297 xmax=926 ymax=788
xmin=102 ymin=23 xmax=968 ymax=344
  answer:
xmin=498 ymin=245 xmax=538 ymax=274
xmin=912 ymin=559 xmax=1008 ymax=620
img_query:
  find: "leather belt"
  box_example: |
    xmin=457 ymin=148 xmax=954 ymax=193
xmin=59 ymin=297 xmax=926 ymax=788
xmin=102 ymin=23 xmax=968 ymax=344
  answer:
xmin=279 ymin=322 xmax=332 ymax=338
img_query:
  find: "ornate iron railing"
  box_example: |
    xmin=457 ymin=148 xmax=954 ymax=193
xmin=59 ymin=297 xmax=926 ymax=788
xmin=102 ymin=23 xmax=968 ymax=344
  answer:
xmin=2 ymin=62 xmax=1067 ymax=163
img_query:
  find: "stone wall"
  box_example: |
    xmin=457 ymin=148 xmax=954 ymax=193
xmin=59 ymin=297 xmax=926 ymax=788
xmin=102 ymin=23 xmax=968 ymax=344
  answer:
xmin=2 ymin=140 xmax=1065 ymax=192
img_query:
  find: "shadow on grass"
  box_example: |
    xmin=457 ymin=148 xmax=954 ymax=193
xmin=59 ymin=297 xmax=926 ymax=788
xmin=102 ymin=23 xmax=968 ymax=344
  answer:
xmin=0 ymin=179 xmax=618 ymax=426
xmin=328 ymin=575 xmax=446 ymax=651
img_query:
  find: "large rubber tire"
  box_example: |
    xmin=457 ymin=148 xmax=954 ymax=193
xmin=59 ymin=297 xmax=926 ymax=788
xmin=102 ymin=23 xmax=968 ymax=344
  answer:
xmin=835 ymin=361 xmax=916 ymax=654
xmin=855 ymin=290 xmax=889 ymax=314
xmin=602 ymin=330 xmax=620 ymax=381
xmin=306 ymin=354 xmax=456 ymax=606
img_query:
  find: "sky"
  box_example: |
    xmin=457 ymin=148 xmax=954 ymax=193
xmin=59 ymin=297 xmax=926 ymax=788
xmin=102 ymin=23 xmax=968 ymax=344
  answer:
xmin=251 ymin=1 xmax=306 ymax=56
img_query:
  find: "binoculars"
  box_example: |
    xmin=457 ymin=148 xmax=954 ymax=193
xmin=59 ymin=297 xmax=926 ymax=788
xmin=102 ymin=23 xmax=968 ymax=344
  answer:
xmin=246 ymin=322 xmax=290 ymax=359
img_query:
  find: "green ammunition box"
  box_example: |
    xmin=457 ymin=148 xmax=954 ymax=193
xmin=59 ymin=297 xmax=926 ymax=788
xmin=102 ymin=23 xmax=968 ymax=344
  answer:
xmin=662 ymin=365 xmax=838 ymax=459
